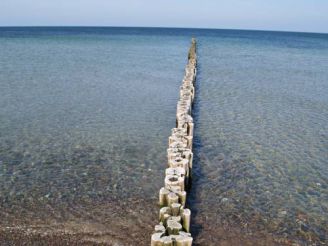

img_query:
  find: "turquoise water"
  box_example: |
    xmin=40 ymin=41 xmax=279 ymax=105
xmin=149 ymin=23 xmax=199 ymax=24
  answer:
xmin=0 ymin=27 xmax=327 ymax=245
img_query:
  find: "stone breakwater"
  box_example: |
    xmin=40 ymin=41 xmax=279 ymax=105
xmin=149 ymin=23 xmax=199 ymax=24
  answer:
xmin=151 ymin=39 xmax=197 ymax=246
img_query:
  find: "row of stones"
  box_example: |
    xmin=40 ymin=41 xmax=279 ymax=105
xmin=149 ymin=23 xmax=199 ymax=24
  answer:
xmin=151 ymin=39 xmax=197 ymax=246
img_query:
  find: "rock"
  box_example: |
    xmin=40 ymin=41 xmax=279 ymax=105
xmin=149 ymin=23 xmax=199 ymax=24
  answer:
xmin=278 ymin=210 xmax=287 ymax=217
xmin=221 ymin=198 xmax=228 ymax=203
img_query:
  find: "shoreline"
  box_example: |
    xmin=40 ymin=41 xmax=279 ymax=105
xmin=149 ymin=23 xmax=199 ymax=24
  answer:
xmin=0 ymin=223 xmax=293 ymax=246
xmin=0 ymin=196 xmax=308 ymax=245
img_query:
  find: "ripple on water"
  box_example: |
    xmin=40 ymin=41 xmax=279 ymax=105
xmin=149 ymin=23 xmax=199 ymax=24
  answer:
xmin=1 ymin=28 xmax=328 ymax=245
xmin=190 ymin=33 xmax=328 ymax=245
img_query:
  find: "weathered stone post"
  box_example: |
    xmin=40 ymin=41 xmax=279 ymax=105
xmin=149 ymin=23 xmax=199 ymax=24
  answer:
xmin=151 ymin=38 xmax=197 ymax=246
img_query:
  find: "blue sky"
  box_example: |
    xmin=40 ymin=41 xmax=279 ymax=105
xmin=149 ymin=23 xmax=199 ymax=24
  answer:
xmin=0 ymin=0 xmax=327 ymax=33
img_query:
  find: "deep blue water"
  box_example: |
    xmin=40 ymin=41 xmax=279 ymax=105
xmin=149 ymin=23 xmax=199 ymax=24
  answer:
xmin=0 ymin=27 xmax=327 ymax=245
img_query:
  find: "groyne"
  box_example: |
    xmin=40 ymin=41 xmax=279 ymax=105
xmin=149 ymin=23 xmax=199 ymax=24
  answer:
xmin=151 ymin=39 xmax=197 ymax=246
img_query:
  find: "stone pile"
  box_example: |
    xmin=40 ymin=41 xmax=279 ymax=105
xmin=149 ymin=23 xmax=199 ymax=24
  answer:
xmin=151 ymin=38 xmax=197 ymax=246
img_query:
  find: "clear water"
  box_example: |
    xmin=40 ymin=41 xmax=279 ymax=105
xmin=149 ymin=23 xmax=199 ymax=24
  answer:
xmin=0 ymin=27 xmax=327 ymax=245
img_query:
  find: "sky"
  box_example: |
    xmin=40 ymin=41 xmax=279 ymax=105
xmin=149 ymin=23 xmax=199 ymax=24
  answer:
xmin=0 ymin=0 xmax=328 ymax=33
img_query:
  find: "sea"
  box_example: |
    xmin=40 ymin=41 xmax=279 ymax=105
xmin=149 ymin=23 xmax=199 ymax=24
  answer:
xmin=0 ymin=27 xmax=327 ymax=245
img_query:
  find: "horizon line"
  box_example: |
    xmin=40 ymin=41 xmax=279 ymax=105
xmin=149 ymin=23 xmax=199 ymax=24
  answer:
xmin=0 ymin=25 xmax=327 ymax=35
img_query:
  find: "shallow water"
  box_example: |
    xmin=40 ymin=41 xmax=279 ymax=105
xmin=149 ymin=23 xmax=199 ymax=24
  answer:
xmin=189 ymin=31 xmax=328 ymax=245
xmin=0 ymin=27 xmax=327 ymax=245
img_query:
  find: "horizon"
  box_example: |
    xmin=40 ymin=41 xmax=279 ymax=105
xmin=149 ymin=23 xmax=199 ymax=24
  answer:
xmin=1 ymin=0 xmax=328 ymax=34
xmin=1 ymin=25 xmax=328 ymax=35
